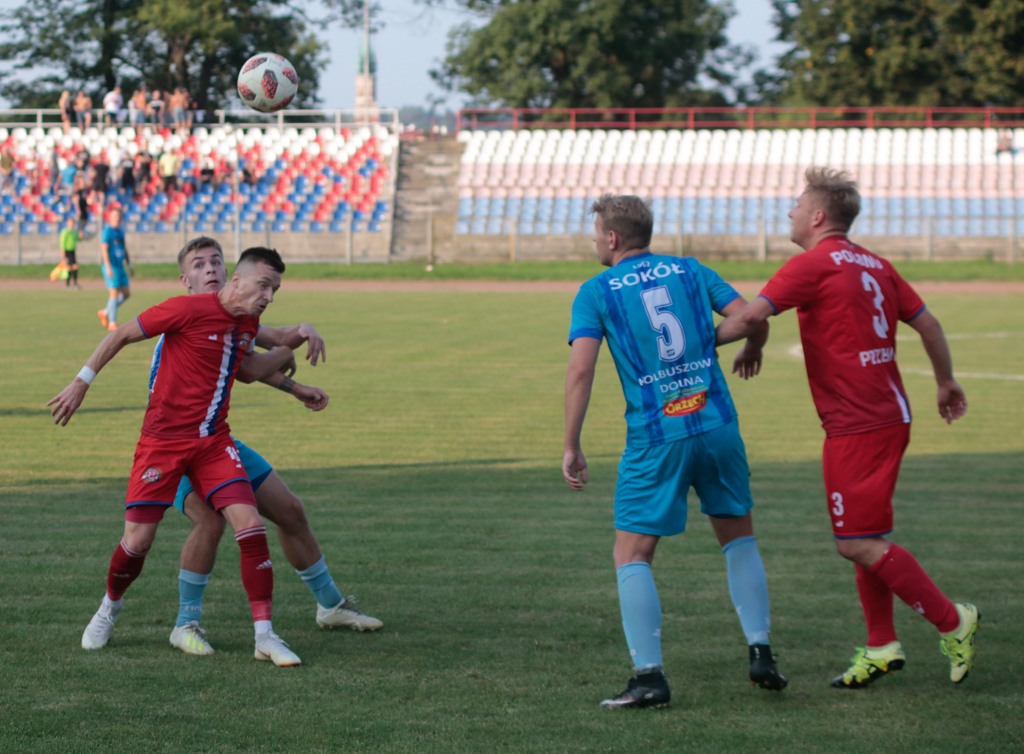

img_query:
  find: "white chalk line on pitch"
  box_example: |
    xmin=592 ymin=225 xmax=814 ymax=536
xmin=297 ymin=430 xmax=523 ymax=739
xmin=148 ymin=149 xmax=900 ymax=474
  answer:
xmin=785 ymin=334 xmax=1024 ymax=381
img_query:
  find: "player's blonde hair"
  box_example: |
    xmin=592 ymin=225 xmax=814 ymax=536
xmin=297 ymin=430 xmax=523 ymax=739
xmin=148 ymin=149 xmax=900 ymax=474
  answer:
xmin=590 ymin=193 xmax=653 ymax=250
xmin=804 ymin=167 xmax=861 ymax=230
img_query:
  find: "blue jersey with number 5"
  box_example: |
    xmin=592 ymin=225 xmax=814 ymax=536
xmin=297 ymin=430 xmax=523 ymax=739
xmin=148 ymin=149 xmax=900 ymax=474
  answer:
xmin=569 ymin=253 xmax=742 ymax=449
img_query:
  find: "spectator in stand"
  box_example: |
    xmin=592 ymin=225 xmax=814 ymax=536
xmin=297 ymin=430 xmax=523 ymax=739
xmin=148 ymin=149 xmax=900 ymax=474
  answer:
xmin=996 ymin=129 xmax=1014 ymax=156
xmin=129 ymin=88 xmax=147 ymax=127
xmin=184 ymin=89 xmax=196 ymax=130
xmin=103 ymin=87 xmax=123 ymax=126
xmin=91 ymin=157 xmax=111 ymax=204
xmin=136 ymin=151 xmax=154 ymax=193
xmin=148 ymin=90 xmax=164 ymax=125
xmin=59 ymin=161 xmax=77 ymax=213
xmin=23 ymin=149 xmax=40 ymax=192
xmin=158 ymin=149 xmax=180 ymax=193
xmin=119 ymin=152 xmax=137 ymax=197
xmin=0 ymin=146 xmax=16 ymax=197
xmin=50 ymin=149 xmax=61 ymax=196
xmin=199 ymin=157 xmax=216 ymax=189
xmin=59 ymin=90 xmax=74 ymax=134
xmin=171 ymin=88 xmax=189 ymax=136
xmin=74 ymin=90 xmax=93 ymax=130
xmin=74 ymin=167 xmax=91 ymax=231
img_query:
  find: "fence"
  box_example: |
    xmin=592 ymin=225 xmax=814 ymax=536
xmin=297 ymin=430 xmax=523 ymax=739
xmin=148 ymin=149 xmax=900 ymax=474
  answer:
xmin=457 ymin=107 xmax=1024 ymax=133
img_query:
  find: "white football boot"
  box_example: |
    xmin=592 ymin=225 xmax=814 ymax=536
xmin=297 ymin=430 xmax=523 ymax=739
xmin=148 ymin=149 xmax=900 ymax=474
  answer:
xmin=82 ymin=597 xmax=122 ymax=650
xmin=254 ymin=630 xmax=302 ymax=666
xmin=316 ymin=597 xmax=383 ymax=631
xmin=169 ymin=621 xmax=216 ymax=656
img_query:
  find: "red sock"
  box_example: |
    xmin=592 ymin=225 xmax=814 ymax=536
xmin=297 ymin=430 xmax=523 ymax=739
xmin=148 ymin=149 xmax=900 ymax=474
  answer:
xmin=871 ymin=544 xmax=960 ymax=633
xmin=107 ymin=538 xmax=148 ymax=601
xmin=855 ymin=563 xmax=898 ymax=646
xmin=236 ymin=526 xmax=273 ymax=622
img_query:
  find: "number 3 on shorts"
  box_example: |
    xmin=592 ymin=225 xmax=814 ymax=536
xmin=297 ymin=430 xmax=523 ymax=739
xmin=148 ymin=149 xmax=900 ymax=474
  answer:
xmin=830 ymin=491 xmax=844 ymax=517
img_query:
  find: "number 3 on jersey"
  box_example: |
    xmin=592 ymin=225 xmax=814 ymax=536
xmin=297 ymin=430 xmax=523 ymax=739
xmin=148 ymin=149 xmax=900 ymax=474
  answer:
xmin=861 ymin=272 xmax=889 ymax=338
xmin=640 ymin=286 xmax=686 ymax=361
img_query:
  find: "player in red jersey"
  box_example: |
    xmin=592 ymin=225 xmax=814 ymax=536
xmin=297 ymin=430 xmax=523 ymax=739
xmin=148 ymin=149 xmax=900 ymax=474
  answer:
xmin=716 ymin=167 xmax=979 ymax=688
xmin=48 ymin=247 xmax=308 ymax=666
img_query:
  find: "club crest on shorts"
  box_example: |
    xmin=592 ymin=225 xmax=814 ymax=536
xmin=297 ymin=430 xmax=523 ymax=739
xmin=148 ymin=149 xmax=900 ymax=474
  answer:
xmin=141 ymin=467 xmax=162 ymax=483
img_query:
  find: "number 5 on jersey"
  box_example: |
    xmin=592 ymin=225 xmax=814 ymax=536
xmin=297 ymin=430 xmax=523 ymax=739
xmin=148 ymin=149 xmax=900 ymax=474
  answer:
xmin=641 ymin=286 xmax=686 ymax=362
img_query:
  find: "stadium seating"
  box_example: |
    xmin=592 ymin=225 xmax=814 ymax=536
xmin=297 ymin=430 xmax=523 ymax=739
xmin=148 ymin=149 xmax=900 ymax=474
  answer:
xmin=0 ymin=124 xmax=397 ymax=234
xmin=454 ymin=126 xmax=1024 ymax=237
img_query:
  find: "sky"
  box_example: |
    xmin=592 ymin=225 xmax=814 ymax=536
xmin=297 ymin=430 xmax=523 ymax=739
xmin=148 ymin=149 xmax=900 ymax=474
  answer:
xmin=0 ymin=0 xmax=787 ymax=112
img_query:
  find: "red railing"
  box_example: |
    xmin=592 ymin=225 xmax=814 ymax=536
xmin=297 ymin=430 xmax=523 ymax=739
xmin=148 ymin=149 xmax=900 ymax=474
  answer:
xmin=456 ymin=107 xmax=1024 ymax=133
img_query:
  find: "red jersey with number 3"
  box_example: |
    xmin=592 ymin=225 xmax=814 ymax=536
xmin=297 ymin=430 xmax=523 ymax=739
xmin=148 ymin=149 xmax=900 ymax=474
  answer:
xmin=759 ymin=237 xmax=926 ymax=438
xmin=136 ymin=293 xmax=259 ymax=440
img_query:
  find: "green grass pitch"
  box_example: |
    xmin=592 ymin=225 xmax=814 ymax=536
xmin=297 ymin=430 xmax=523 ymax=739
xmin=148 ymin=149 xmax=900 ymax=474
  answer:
xmin=1 ymin=284 xmax=1021 ymax=753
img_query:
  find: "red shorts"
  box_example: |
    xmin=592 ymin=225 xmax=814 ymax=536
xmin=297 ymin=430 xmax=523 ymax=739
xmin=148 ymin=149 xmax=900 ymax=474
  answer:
xmin=125 ymin=431 xmax=253 ymax=515
xmin=822 ymin=423 xmax=910 ymax=539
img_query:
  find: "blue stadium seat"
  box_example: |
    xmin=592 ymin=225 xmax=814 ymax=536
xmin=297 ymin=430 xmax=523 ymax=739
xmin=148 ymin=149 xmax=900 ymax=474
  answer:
xmin=329 ymin=221 xmax=346 ymax=232
xmin=251 ymin=221 xmax=266 ymax=232
xmin=457 ymin=198 xmax=473 ymax=218
xmin=275 ymin=210 xmax=289 ymax=221
xmin=352 ymin=209 xmax=365 ymax=221
xmin=134 ymin=222 xmax=150 ymax=233
xmin=351 ymin=220 xmax=363 ymax=232
xmin=192 ymin=222 xmax=207 ymax=233
xmin=154 ymin=221 xmax=169 ymax=233
xmin=0 ymin=222 xmax=12 ymax=234
xmin=36 ymin=222 xmax=53 ymax=234
xmin=455 ymin=219 xmax=470 ymax=235
xmin=368 ymin=221 xmax=381 ymax=232
xmin=271 ymin=221 xmax=287 ymax=232
xmin=290 ymin=221 xmax=304 ymax=232
xmin=486 ymin=217 xmax=505 ymax=234
xmin=213 ymin=221 xmax=229 ymax=233
xmin=309 ymin=221 xmax=324 ymax=232
xmin=470 ymin=218 xmax=486 ymax=234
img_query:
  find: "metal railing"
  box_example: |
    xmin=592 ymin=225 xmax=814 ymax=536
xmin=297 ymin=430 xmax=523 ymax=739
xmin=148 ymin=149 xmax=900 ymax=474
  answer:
xmin=457 ymin=106 xmax=1024 ymax=133
xmin=0 ymin=108 xmax=403 ymax=135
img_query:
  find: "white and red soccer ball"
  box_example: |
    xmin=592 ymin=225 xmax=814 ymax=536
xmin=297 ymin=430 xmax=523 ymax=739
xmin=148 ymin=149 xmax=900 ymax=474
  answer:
xmin=237 ymin=53 xmax=299 ymax=113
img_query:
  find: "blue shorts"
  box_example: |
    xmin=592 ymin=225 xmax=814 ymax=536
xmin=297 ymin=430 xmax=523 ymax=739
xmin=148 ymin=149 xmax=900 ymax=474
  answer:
xmin=614 ymin=421 xmax=754 ymax=537
xmin=103 ymin=265 xmax=130 ymax=289
xmin=173 ymin=438 xmax=273 ymax=513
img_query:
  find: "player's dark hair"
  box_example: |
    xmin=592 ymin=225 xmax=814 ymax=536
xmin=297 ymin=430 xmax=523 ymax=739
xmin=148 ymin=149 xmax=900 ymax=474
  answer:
xmin=237 ymin=246 xmax=286 ymax=274
xmin=177 ymin=236 xmax=223 ymax=271
xmin=590 ymin=194 xmax=653 ymax=250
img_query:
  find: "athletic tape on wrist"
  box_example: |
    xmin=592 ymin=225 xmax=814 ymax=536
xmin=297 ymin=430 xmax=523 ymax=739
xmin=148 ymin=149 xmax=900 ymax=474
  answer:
xmin=77 ymin=366 xmax=96 ymax=385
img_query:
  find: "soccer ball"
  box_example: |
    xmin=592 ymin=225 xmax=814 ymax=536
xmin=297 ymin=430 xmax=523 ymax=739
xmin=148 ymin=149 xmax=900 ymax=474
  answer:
xmin=237 ymin=53 xmax=299 ymax=113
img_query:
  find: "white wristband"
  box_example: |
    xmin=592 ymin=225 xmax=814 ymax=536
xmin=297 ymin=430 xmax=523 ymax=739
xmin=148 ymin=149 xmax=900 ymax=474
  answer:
xmin=77 ymin=366 xmax=96 ymax=385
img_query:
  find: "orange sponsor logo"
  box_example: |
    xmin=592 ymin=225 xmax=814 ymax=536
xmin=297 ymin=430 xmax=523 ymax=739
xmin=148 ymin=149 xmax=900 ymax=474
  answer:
xmin=662 ymin=392 xmax=707 ymax=418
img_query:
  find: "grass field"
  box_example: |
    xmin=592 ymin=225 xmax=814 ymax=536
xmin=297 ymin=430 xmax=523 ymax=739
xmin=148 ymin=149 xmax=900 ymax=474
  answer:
xmin=1 ymin=283 xmax=1022 ymax=753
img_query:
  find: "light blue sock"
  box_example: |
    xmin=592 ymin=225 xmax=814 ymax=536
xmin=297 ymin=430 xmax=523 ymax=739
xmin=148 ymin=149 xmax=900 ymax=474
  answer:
xmin=723 ymin=535 xmax=771 ymax=645
xmin=105 ymin=297 xmax=117 ymax=325
xmin=296 ymin=555 xmax=344 ymax=609
xmin=176 ymin=569 xmax=210 ymax=627
xmin=616 ymin=562 xmax=663 ymax=671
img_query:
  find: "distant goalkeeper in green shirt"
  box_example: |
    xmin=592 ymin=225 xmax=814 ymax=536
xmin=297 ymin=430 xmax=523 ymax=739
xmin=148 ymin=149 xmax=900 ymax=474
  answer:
xmin=59 ymin=216 xmax=80 ymax=289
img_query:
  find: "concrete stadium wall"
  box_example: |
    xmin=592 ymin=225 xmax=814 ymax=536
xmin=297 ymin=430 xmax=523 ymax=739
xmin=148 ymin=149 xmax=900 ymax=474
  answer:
xmin=440 ymin=228 xmax=1020 ymax=264
xmin=0 ymin=227 xmax=392 ymax=266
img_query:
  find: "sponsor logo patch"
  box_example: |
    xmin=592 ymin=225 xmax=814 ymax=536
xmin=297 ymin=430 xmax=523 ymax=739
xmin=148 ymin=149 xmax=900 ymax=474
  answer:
xmin=141 ymin=467 xmax=162 ymax=483
xmin=239 ymin=333 xmax=252 ymax=349
xmin=662 ymin=392 xmax=707 ymax=418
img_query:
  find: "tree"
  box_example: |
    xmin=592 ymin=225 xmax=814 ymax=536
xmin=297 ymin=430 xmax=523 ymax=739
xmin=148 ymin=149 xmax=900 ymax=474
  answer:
xmin=0 ymin=0 xmax=327 ymax=110
xmin=431 ymin=0 xmax=752 ymax=109
xmin=769 ymin=0 xmax=1024 ymax=107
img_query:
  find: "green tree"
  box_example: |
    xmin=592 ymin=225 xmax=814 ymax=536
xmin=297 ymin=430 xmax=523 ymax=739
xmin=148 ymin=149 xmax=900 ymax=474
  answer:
xmin=0 ymin=0 xmax=327 ymax=110
xmin=431 ymin=0 xmax=750 ymax=109
xmin=770 ymin=0 xmax=1024 ymax=106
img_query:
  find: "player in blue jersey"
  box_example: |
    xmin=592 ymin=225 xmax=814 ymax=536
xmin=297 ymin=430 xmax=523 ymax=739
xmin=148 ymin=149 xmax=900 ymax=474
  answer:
xmin=162 ymin=237 xmax=382 ymax=655
xmin=97 ymin=206 xmax=133 ymax=331
xmin=563 ymin=194 xmax=786 ymax=709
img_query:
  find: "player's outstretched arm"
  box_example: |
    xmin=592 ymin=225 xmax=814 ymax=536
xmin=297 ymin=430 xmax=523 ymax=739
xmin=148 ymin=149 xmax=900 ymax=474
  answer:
xmin=256 ymin=370 xmax=329 ymax=411
xmin=905 ymin=309 xmax=968 ymax=424
xmin=716 ymin=296 xmax=773 ymax=347
xmin=236 ymin=346 xmax=297 ymax=383
xmin=255 ymin=323 xmax=325 ymax=366
xmin=47 ymin=319 xmax=147 ymax=426
xmin=718 ymin=297 xmax=771 ymax=379
xmin=563 ymin=337 xmax=600 ymax=491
